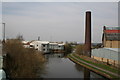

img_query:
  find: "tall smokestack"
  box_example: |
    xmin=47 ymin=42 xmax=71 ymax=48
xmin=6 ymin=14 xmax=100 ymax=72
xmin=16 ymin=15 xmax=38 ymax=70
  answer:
xmin=84 ymin=11 xmax=91 ymax=57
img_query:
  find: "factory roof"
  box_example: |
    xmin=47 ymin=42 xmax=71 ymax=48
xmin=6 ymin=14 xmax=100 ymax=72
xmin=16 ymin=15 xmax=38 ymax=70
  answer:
xmin=30 ymin=41 xmax=49 ymax=44
xmin=104 ymin=48 xmax=120 ymax=52
xmin=104 ymin=33 xmax=120 ymax=40
xmin=103 ymin=27 xmax=120 ymax=41
xmin=92 ymin=48 xmax=119 ymax=61
xmin=105 ymin=27 xmax=120 ymax=30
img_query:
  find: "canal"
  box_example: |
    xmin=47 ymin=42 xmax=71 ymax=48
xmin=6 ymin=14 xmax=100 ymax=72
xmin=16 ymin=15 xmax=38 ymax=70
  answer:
xmin=39 ymin=53 xmax=107 ymax=79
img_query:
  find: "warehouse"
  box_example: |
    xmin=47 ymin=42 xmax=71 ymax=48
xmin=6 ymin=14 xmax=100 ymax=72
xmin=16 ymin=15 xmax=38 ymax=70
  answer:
xmin=92 ymin=26 xmax=120 ymax=67
xmin=102 ymin=26 xmax=120 ymax=48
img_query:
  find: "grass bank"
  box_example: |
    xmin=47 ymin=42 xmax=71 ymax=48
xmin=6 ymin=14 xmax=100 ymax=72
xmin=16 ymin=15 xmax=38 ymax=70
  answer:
xmin=68 ymin=53 xmax=120 ymax=79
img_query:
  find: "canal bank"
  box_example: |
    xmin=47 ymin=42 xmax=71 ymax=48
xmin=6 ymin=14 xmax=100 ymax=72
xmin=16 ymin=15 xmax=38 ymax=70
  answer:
xmin=68 ymin=53 xmax=120 ymax=79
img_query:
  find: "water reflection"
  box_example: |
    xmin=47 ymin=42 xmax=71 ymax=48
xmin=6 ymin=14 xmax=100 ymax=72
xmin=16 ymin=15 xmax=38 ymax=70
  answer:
xmin=40 ymin=53 xmax=106 ymax=79
xmin=75 ymin=64 xmax=84 ymax=72
xmin=74 ymin=64 xmax=106 ymax=79
xmin=84 ymin=68 xmax=90 ymax=80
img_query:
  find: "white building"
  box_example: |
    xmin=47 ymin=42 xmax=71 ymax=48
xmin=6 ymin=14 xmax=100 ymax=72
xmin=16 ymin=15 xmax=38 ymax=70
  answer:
xmin=30 ymin=41 xmax=49 ymax=53
xmin=22 ymin=40 xmax=65 ymax=53
xmin=49 ymin=42 xmax=58 ymax=50
xmin=49 ymin=42 xmax=65 ymax=53
xmin=58 ymin=43 xmax=65 ymax=50
xmin=22 ymin=41 xmax=30 ymax=48
xmin=39 ymin=41 xmax=49 ymax=53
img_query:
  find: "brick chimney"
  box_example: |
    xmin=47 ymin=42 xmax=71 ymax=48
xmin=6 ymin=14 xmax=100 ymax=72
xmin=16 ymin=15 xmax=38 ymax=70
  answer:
xmin=84 ymin=11 xmax=91 ymax=57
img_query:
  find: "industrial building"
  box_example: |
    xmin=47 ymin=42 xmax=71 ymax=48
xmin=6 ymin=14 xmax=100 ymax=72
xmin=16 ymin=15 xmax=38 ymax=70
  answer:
xmin=49 ymin=42 xmax=65 ymax=53
xmin=92 ymin=26 xmax=120 ymax=67
xmin=30 ymin=41 xmax=50 ymax=53
xmin=22 ymin=41 xmax=65 ymax=53
xmin=102 ymin=26 xmax=120 ymax=48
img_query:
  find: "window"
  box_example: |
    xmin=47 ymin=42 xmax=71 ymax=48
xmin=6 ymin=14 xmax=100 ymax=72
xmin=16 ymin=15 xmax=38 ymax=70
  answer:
xmin=43 ymin=44 xmax=45 ymax=47
xmin=30 ymin=45 xmax=33 ymax=47
xmin=43 ymin=49 xmax=45 ymax=51
xmin=36 ymin=48 xmax=38 ymax=50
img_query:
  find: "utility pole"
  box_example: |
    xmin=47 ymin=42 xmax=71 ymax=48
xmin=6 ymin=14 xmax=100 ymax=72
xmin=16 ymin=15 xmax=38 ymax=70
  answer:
xmin=2 ymin=23 xmax=5 ymax=43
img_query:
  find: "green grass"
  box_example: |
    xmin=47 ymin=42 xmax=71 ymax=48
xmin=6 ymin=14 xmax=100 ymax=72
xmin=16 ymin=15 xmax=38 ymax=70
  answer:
xmin=72 ymin=54 xmax=120 ymax=74
xmin=68 ymin=54 xmax=120 ymax=78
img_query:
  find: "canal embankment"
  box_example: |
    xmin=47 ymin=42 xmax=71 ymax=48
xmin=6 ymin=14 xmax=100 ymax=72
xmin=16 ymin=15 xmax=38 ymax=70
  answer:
xmin=68 ymin=53 xmax=120 ymax=79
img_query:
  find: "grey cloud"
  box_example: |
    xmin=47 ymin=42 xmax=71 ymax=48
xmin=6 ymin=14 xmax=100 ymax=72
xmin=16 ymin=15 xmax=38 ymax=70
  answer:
xmin=2 ymin=2 xmax=118 ymax=43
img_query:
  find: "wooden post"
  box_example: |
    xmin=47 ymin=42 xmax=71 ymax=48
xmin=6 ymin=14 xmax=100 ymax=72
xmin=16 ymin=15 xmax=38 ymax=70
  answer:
xmin=114 ymin=60 xmax=115 ymax=67
xmin=102 ymin=57 xmax=103 ymax=62
xmin=107 ymin=59 xmax=109 ymax=65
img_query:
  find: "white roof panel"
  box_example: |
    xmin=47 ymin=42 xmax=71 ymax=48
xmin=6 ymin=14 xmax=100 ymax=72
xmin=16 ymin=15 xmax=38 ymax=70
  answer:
xmin=104 ymin=48 xmax=120 ymax=52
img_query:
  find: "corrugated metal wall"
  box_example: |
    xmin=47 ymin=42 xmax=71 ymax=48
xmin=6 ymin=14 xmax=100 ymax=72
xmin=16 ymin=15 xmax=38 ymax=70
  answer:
xmin=92 ymin=48 xmax=119 ymax=61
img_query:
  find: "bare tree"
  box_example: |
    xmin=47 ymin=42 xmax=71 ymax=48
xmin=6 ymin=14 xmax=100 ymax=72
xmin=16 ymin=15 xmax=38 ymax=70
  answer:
xmin=16 ymin=34 xmax=24 ymax=41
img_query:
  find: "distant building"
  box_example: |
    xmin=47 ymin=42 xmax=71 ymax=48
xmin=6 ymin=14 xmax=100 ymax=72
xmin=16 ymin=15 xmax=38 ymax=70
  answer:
xmin=29 ymin=41 xmax=50 ymax=53
xmin=22 ymin=41 xmax=30 ymax=48
xmin=49 ymin=42 xmax=65 ymax=53
xmin=22 ymin=40 xmax=65 ymax=53
xmin=102 ymin=26 xmax=120 ymax=48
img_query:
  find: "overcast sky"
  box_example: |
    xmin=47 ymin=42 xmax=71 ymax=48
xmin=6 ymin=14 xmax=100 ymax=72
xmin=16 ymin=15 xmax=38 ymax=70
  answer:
xmin=1 ymin=2 xmax=118 ymax=43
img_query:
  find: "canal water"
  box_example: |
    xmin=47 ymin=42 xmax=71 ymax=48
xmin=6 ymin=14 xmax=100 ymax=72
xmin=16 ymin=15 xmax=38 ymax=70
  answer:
xmin=40 ymin=53 xmax=106 ymax=79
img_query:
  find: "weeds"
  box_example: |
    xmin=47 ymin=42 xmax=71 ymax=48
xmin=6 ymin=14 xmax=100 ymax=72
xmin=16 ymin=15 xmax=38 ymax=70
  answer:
xmin=3 ymin=39 xmax=45 ymax=78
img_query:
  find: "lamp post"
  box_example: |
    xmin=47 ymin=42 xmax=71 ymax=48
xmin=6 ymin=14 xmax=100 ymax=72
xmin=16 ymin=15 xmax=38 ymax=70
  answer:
xmin=2 ymin=23 xmax=5 ymax=43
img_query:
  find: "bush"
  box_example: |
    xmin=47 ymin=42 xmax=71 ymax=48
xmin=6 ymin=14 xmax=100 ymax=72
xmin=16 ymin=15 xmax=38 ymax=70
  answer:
xmin=3 ymin=39 xmax=45 ymax=78
xmin=75 ymin=45 xmax=84 ymax=55
xmin=64 ymin=43 xmax=72 ymax=54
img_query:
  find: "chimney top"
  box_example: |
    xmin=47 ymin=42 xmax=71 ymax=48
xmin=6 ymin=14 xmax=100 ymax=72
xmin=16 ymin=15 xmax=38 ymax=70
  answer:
xmin=86 ymin=11 xmax=91 ymax=13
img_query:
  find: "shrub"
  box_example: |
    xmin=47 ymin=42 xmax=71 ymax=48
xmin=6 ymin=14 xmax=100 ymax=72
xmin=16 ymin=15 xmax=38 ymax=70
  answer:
xmin=3 ymin=39 xmax=45 ymax=78
xmin=64 ymin=43 xmax=72 ymax=54
xmin=75 ymin=45 xmax=84 ymax=55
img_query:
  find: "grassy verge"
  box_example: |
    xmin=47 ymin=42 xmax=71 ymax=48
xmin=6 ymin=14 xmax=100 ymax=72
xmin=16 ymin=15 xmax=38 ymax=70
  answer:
xmin=68 ymin=54 xmax=120 ymax=79
xmin=72 ymin=54 xmax=119 ymax=74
